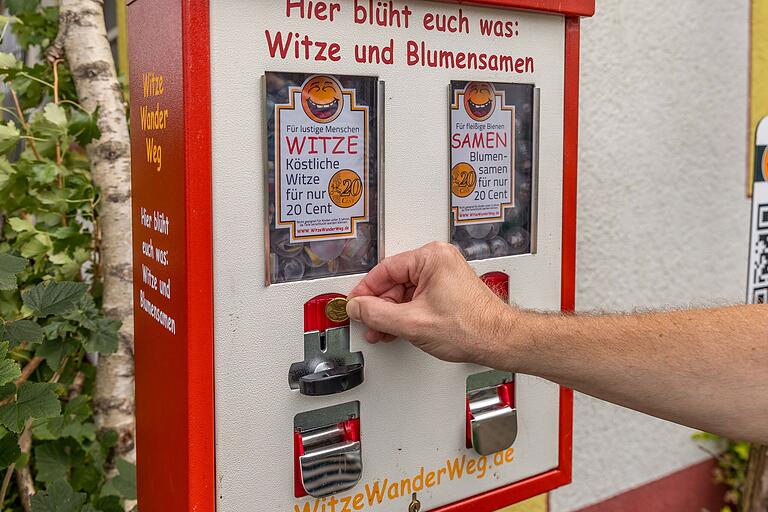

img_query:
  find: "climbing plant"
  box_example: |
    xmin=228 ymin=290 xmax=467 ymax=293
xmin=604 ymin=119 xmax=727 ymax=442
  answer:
xmin=0 ymin=1 xmax=136 ymax=510
xmin=693 ymin=432 xmax=750 ymax=512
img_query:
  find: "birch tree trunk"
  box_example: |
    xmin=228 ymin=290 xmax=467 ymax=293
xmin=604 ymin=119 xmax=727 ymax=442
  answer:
xmin=743 ymin=445 xmax=768 ymax=512
xmin=47 ymin=0 xmax=136 ymax=462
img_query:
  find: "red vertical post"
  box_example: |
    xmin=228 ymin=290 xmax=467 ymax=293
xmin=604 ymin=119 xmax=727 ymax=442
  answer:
xmin=128 ymin=0 xmax=214 ymax=510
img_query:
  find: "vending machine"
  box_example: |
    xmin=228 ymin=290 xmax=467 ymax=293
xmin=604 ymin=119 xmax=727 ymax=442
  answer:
xmin=127 ymin=0 xmax=594 ymax=510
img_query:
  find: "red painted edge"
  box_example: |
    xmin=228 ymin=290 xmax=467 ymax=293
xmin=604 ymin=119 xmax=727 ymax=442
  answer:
xmin=436 ymin=0 xmax=594 ymax=17
xmin=182 ymin=1 xmax=216 ymax=511
xmin=294 ymin=430 xmax=308 ymax=498
xmin=433 ymin=17 xmax=580 ymax=512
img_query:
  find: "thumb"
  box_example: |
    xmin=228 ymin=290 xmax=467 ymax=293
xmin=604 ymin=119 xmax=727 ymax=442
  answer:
xmin=346 ymin=296 xmax=408 ymax=337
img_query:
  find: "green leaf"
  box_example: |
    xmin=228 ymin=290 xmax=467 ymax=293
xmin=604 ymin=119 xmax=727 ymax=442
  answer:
xmin=22 ymin=281 xmax=88 ymax=317
xmin=42 ymin=103 xmax=67 ymax=128
xmin=36 ymin=338 xmax=78 ymax=371
xmin=0 ymin=383 xmax=15 ymax=401
xmin=0 ymin=121 xmax=20 ymax=155
xmin=101 ymin=458 xmax=136 ymax=500
xmin=34 ymin=442 xmax=71 ymax=482
xmin=41 ymin=319 xmax=78 ymax=340
xmin=50 ymin=226 xmax=81 ymax=240
xmin=30 ymin=480 xmax=87 ymax=512
xmin=70 ymin=464 xmax=101 ymax=494
xmin=93 ymin=496 xmax=122 ymax=512
xmin=7 ymin=216 xmax=35 ymax=233
xmin=0 ymin=382 xmax=60 ymax=433
xmin=0 ymin=253 xmax=26 ymax=290
xmin=1 ymin=319 xmax=43 ymax=346
xmin=734 ymin=442 xmax=751 ymax=460
xmin=30 ymin=161 xmax=59 ymax=185
xmin=20 ymin=232 xmax=52 ymax=258
xmin=0 ymin=342 xmax=21 ymax=385
xmin=32 ymin=395 xmax=95 ymax=443
xmin=99 ymin=430 xmax=118 ymax=450
xmin=0 ymin=358 xmax=20 ymax=387
xmin=0 ymin=431 xmax=20 ymax=469
xmin=0 ymin=52 xmax=18 ymax=69
xmin=68 ymin=109 xmax=101 ymax=147
xmin=6 ymin=0 xmax=40 ymax=16
xmin=83 ymin=317 xmax=120 ymax=354
xmin=48 ymin=253 xmax=71 ymax=265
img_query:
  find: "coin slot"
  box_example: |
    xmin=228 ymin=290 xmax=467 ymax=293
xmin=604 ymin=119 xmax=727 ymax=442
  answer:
xmin=288 ymin=293 xmax=365 ymax=396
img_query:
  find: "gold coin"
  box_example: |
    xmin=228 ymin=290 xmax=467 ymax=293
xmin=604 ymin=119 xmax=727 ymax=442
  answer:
xmin=325 ymin=297 xmax=349 ymax=323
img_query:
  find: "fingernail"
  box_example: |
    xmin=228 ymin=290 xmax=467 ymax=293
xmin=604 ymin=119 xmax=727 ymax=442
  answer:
xmin=346 ymin=298 xmax=361 ymax=321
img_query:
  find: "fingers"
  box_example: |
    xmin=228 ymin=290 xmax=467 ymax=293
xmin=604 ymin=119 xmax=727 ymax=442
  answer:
xmin=348 ymin=247 xmax=428 ymax=298
xmin=365 ymin=329 xmax=396 ymax=343
xmin=346 ymin=296 xmax=411 ymax=338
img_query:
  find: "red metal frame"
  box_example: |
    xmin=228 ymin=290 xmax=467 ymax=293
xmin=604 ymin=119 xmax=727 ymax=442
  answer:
xmin=131 ymin=0 xmax=589 ymax=510
xmin=183 ymin=0 xmax=215 ymax=510
xmin=129 ymin=0 xmax=214 ymax=510
xmin=433 ymin=0 xmax=593 ymax=16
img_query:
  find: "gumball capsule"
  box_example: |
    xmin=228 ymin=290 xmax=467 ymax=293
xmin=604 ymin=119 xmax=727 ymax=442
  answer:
xmin=281 ymin=256 xmax=306 ymax=281
xmin=465 ymin=223 xmax=494 ymax=240
xmin=459 ymin=239 xmax=491 ymax=261
xmin=271 ymin=230 xmax=303 ymax=258
xmin=504 ymin=205 xmax=529 ymax=226
xmin=504 ymin=227 xmax=531 ymax=255
xmin=488 ymin=236 xmax=510 ymax=258
xmin=309 ymin=239 xmax=346 ymax=261
xmin=341 ymin=225 xmax=372 ymax=263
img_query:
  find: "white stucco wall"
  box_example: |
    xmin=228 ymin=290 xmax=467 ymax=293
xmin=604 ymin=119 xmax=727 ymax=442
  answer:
xmin=550 ymin=1 xmax=751 ymax=510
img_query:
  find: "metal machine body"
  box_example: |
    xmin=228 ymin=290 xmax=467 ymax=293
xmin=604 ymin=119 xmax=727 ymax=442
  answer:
xmin=126 ymin=1 xmax=593 ymax=510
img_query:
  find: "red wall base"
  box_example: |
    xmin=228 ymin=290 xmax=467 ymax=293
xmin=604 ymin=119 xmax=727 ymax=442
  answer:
xmin=575 ymin=459 xmax=726 ymax=512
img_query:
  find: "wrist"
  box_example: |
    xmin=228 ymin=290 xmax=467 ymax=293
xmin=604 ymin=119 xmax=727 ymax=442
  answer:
xmin=473 ymin=302 xmax=535 ymax=371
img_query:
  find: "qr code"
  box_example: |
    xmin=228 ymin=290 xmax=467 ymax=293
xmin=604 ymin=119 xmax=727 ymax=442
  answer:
xmin=749 ymin=202 xmax=768 ymax=303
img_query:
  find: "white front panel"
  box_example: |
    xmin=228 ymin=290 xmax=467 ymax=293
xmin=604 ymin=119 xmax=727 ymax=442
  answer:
xmin=210 ymin=2 xmax=565 ymax=510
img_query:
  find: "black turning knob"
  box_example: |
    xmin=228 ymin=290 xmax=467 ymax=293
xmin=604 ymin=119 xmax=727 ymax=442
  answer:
xmin=299 ymin=364 xmax=364 ymax=396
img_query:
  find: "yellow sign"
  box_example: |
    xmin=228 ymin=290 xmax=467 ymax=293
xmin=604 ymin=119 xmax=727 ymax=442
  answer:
xmin=750 ymin=0 xmax=768 ymax=195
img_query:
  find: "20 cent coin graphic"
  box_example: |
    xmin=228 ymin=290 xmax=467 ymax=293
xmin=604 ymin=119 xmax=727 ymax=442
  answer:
xmin=451 ymin=162 xmax=477 ymax=198
xmin=328 ymin=169 xmax=363 ymax=208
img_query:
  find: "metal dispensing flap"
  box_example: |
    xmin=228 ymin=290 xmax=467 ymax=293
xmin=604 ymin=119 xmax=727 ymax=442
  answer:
xmin=299 ymin=425 xmax=363 ymax=498
xmin=295 ymin=404 xmax=362 ymax=499
xmin=467 ymin=371 xmax=517 ymax=456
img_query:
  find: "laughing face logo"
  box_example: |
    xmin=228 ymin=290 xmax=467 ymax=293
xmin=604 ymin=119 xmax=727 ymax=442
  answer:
xmin=463 ymin=82 xmax=495 ymax=122
xmin=301 ymin=75 xmax=343 ymax=123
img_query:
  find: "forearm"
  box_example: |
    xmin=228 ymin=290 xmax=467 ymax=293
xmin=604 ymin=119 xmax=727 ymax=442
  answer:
xmin=489 ymin=304 xmax=768 ymax=443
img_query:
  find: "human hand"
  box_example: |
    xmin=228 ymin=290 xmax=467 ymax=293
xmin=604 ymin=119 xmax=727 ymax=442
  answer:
xmin=346 ymin=242 xmax=514 ymax=365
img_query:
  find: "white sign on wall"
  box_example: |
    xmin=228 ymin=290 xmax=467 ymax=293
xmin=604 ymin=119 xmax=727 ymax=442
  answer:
xmin=747 ymin=117 xmax=768 ymax=304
